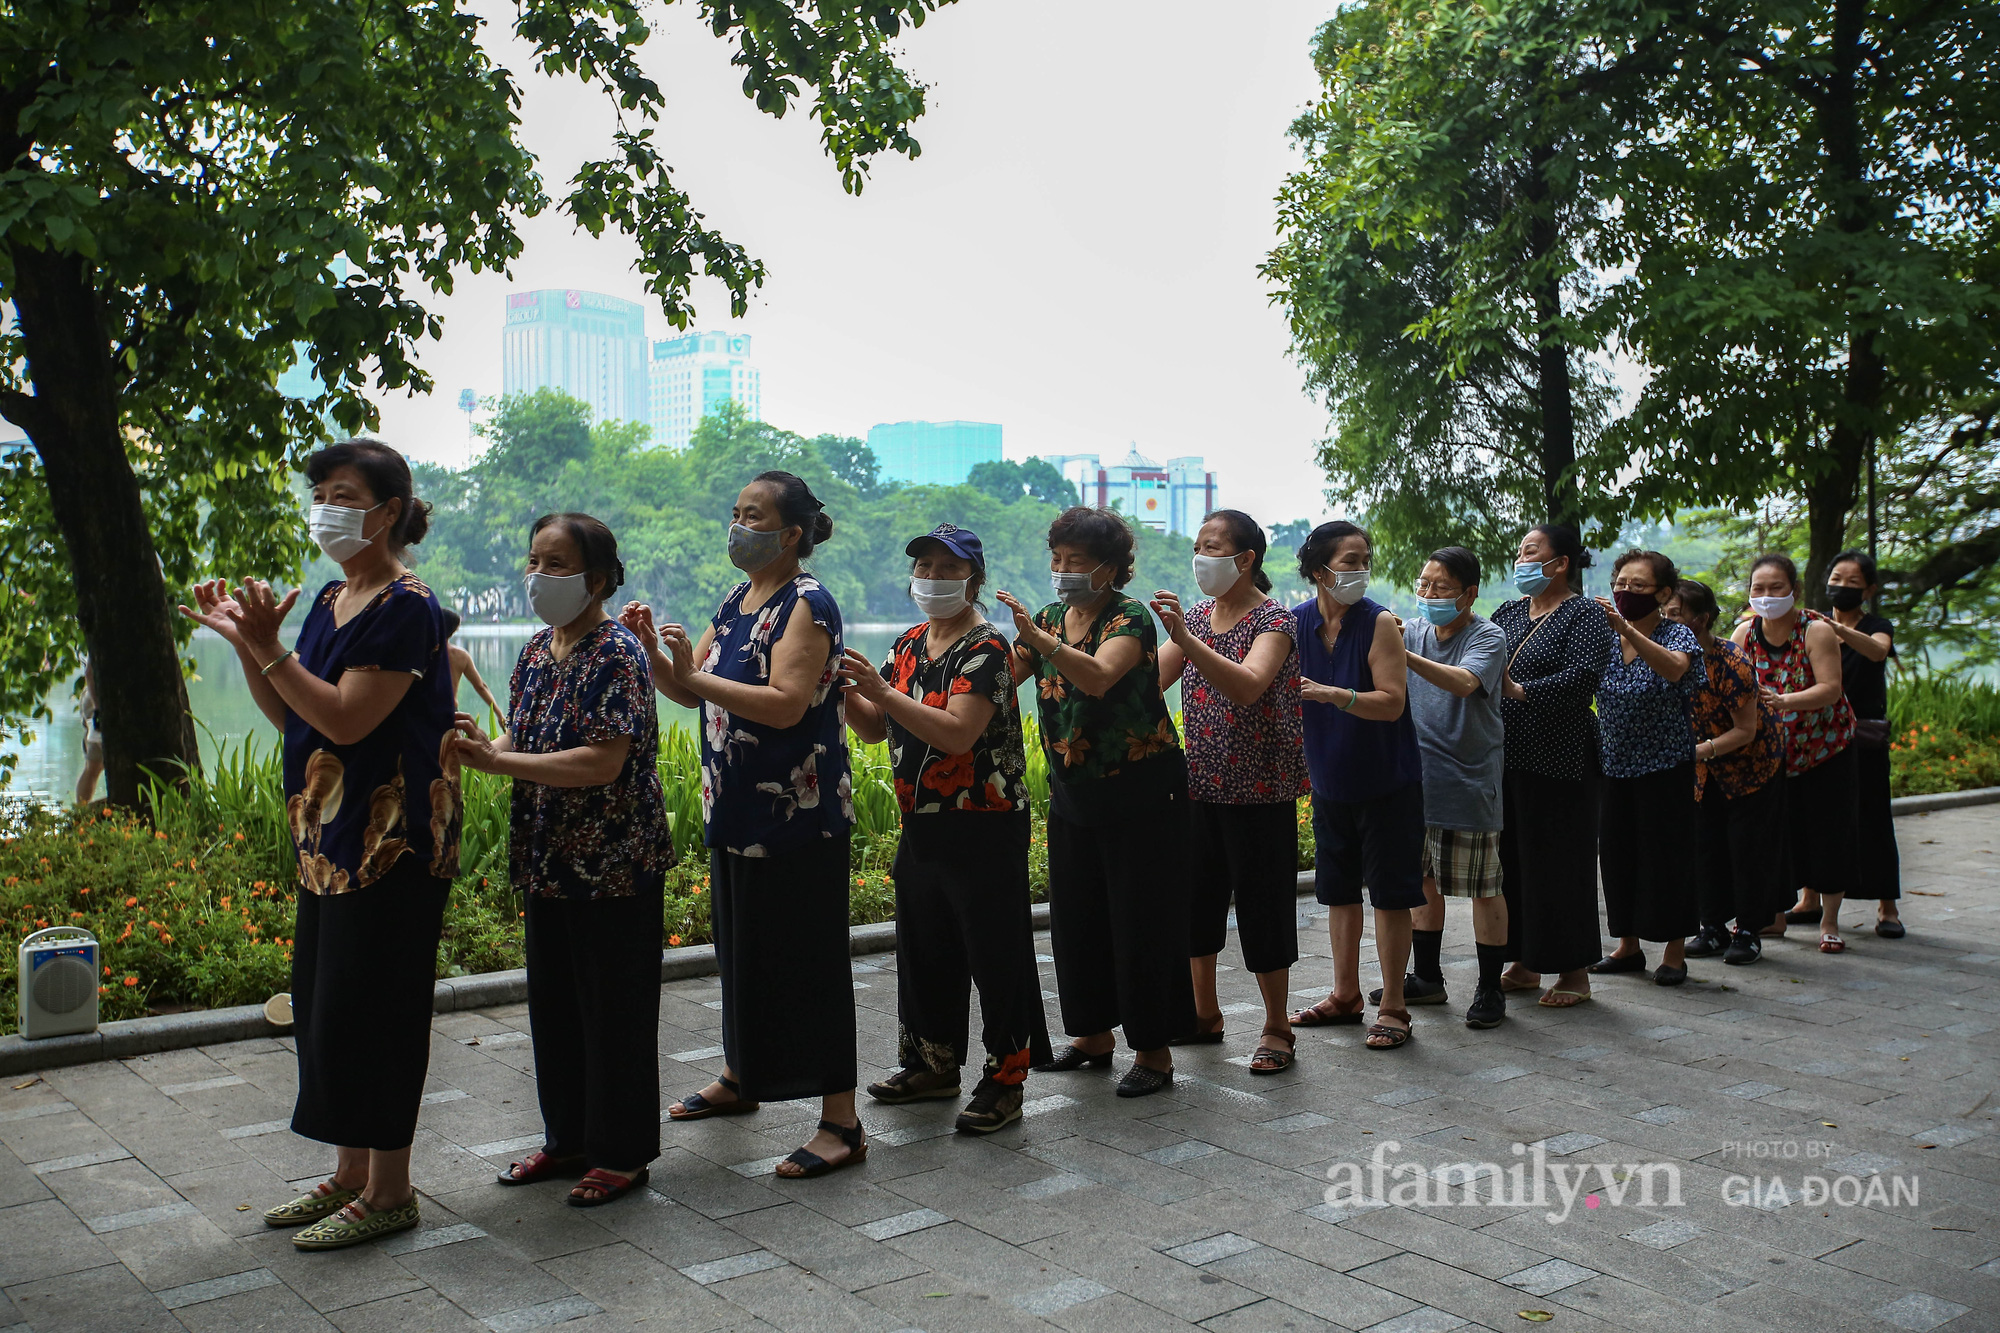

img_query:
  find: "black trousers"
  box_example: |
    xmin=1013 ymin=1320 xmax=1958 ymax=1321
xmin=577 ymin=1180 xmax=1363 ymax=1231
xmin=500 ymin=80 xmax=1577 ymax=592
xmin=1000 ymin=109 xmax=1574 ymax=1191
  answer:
xmin=1696 ymin=777 xmax=1785 ymax=933
xmin=290 ymin=857 xmax=449 ymax=1150
xmin=1852 ymin=743 xmax=1902 ymax=901
xmin=1498 ymin=767 xmax=1602 ymax=976
xmin=1186 ymin=800 xmax=1301 ymax=974
xmin=1786 ymin=745 xmax=1861 ymax=899
xmin=525 ymin=889 xmax=662 ymax=1170
xmin=712 ymin=838 xmax=857 ymax=1103
xmin=1046 ymin=800 xmax=1196 ymax=1052
xmin=1599 ymin=763 xmax=1700 ymax=942
xmin=891 ymin=815 xmax=1051 ymax=1083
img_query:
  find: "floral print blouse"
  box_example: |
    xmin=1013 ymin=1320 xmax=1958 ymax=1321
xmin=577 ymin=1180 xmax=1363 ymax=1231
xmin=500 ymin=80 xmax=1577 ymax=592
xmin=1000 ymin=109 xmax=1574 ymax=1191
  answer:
xmin=699 ymin=574 xmax=853 ymax=857
xmin=1029 ymin=595 xmax=1183 ymax=791
xmin=285 ymin=574 xmax=461 ymax=895
xmin=1596 ymin=619 xmax=1703 ymax=779
xmin=1742 ymin=611 xmax=1855 ymax=777
xmin=506 ymin=621 xmax=675 ymax=899
xmin=1690 ymin=638 xmax=1785 ymax=801
xmin=1179 ymin=598 xmax=1308 ymax=805
xmin=880 ymin=621 xmax=1029 ymax=816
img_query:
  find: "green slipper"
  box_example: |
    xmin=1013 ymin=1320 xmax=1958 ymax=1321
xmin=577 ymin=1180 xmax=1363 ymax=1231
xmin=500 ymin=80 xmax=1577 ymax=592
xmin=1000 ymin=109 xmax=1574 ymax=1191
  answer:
xmin=263 ymin=1181 xmax=360 ymax=1228
xmin=292 ymin=1195 xmax=420 ymax=1250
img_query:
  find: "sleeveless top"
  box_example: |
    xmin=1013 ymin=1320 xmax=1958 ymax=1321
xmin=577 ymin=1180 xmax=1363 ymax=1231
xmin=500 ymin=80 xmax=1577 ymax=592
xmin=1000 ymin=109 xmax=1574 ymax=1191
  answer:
xmin=1179 ymin=597 xmax=1308 ymax=805
xmin=1744 ymin=611 xmax=1854 ymax=777
xmin=1294 ymin=595 xmax=1422 ymax=804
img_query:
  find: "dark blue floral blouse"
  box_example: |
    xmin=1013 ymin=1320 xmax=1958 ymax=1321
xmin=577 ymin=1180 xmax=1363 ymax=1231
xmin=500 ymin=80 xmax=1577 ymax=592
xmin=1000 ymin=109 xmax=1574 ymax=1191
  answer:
xmin=1597 ymin=618 xmax=1703 ymax=779
xmin=699 ymin=574 xmax=853 ymax=857
xmin=506 ymin=620 xmax=675 ymax=899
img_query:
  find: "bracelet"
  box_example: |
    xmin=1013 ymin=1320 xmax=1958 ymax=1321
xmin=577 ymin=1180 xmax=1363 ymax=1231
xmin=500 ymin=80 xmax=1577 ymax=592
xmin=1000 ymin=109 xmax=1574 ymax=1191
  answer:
xmin=259 ymin=648 xmax=296 ymax=677
xmin=1338 ymin=687 xmax=1358 ymax=712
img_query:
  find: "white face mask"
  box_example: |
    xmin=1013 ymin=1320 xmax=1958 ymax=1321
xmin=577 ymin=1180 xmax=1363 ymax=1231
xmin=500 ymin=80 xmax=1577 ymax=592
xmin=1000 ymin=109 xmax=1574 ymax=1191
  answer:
xmin=1191 ymin=552 xmax=1242 ymax=598
xmin=1321 ymin=568 xmax=1370 ymax=605
xmin=524 ymin=571 xmax=595 ymax=627
xmin=910 ymin=577 xmax=970 ymax=619
xmin=1750 ymin=593 xmax=1795 ymax=620
xmin=308 ymin=502 xmax=384 ymax=563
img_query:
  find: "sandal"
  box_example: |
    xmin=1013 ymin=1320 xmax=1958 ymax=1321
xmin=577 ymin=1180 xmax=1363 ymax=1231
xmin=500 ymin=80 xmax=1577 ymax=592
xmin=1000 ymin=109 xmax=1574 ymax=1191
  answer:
xmin=1875 ymin=918 xmax=1905 ymax=939
xmin=1498 ymin=973 xmax=1541 ymax=993
xmin=670 ymin=1075 xmax=760 ymax=1120
xmin=567 ymin=1167 xmax=649 ymax=1208
xmin=1170 ymin=1016 xmax=1227 ymax=1046
xmin=496 ymin=1149 xmax=584 ymax=1187
xmin=1784 ymin=905 xmax=1821 ymax=925
xmin=1819 ymin=933 xmax=1846 ymax=954
xmin=1249 ymin=1027 xmax=1296 ymax=1075
xmin=1364 ymin=1008 xmax=1411 ymax=1050
xmin=1537 ymin=988 xmax=1592 ymax=1008
xmin=1034 ymin=1045 xmax=1114 ymax=1072
xmin=1290 ymin=994 xmax=1364 ymax=1027
xmin=1116 ymin=1063 xmax=1175 ymax=1097
xmin=775 ymin=1119 xmax=867 ymax=1179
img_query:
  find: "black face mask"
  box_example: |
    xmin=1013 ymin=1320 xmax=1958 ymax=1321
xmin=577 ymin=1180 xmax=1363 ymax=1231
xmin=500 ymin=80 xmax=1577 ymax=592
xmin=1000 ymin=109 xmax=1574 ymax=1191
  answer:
xmin=1826 ymin=584 xmax=1866 ymax=611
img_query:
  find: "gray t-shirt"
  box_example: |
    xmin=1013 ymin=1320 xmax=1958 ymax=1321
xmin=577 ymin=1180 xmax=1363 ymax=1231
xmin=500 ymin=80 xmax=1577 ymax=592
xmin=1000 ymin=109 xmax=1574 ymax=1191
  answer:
xmin=1403 ymin=615 xmax=1508 ymax=832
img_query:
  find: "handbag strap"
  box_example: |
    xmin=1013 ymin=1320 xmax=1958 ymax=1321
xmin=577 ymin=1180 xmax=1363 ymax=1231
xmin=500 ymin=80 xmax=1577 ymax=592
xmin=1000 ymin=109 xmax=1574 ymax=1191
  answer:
xmin=1506 ymin=598 xmax=1562 ymax=675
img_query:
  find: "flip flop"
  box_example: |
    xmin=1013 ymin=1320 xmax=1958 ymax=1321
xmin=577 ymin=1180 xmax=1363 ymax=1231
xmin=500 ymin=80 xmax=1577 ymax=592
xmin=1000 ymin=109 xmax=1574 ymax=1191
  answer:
xmin=1498 ymin=975 xmax=1541 ymax=993
xmin=1291 ymin=994 xmax=1365 ymax=1026
xmin=669 ymin=1075 xmax=760 ymax=1120
xmin=1537 ymin=989 xmax=1593 ymax=1008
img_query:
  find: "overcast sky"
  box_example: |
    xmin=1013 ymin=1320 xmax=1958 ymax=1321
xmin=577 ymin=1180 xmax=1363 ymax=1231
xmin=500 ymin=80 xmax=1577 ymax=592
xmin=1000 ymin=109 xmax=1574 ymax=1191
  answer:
xmin=370 ymin=1 xmax=1342 ymax=526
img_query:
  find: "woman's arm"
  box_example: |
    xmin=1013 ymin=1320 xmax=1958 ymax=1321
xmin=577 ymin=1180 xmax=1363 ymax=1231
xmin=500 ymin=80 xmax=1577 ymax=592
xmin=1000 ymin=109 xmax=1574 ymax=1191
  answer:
xmin=1300 ymin=613 xmax=1407 ymax=720
xmin=461 ymin=652 xmax=506 ymax=726
xmin=995 ymin=591 xmax=1143 ymax=699
xmin=841 ymin=648 xmax=997 ymax=752
xmin=1156 ymin=638 xmax=1186 ymax=696
xmin=454 ymin=714 xmax=630 ymax=787
xmin=1598 ymin=601 xmax=1691 ymax=682
xmin=1777 ymin=619 xmax=1845 ymax=713
xmin=1825 ymin=616 xmax=1892 ymax=663
xmin=1150 ymin=593 xmax=1289 ymax=706
xmin=620 ymin=603 xmax=709 ymax=710
xmin=226 ymin=580 xmax=420 ymax=746
xmin=843 ymin=690 xmax=889 ymax=745
xmin=1699 ymin=692 xmax=1760 ymax=760
xmin=180 ymin=580 xmax=290 ymax=730
xmin=663 ymin=600 xmax=829 ymax=728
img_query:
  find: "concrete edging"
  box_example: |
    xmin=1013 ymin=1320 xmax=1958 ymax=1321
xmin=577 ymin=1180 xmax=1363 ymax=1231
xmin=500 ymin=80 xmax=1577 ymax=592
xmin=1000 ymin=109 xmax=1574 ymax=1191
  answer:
xmin=4 ymin=790 xmax=1992 ymax=1077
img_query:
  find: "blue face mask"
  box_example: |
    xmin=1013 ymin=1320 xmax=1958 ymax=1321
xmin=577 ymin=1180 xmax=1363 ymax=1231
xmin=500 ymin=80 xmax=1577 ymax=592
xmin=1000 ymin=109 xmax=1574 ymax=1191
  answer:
xmin=1418 ymin=596 xmax=1463 ymax=627
xmin=1513 ymin=560 xmax=1553 ymax=596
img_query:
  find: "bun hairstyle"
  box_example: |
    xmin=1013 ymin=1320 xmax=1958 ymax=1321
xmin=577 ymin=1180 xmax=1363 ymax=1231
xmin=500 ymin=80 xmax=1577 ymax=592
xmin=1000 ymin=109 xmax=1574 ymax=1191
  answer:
xmin=531 ymin=512 xmax=625 ymax=600
xmin=304 ymin=438 xmax=433 ymax=549
xmin=1673 ymin=578 xmax=1721 ymax=633
xmin=752 ymin=470 xmax=834 ymax=557
xmin=1296 ymin=520 xmax=1370 ymax=583
xmin=1749 ymin=550 xmax=1800 ymax=592
xmin=1527 ymin=523 xmax=1591 ymax=587
xmin=1204 ymin=509 xmax=1272 ymax=593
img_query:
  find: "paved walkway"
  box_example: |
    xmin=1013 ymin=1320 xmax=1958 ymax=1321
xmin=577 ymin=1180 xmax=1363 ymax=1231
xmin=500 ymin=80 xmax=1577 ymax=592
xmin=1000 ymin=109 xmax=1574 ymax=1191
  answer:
xmin=4 ymin=807 xmax=1999 ymax=1333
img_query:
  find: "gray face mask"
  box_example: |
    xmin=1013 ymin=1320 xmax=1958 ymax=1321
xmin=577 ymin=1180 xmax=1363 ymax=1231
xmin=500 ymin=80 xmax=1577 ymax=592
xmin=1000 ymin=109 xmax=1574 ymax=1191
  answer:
xmin=728 ymin=522 xmax=787 ymax=573
xmin=1050 ymin=565 xmax=1104 ymax=606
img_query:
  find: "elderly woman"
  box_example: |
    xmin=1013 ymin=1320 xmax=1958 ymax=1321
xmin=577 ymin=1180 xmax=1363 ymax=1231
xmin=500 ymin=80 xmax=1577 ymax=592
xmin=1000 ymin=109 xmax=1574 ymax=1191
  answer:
xmin=457 ymin=514 xmax=674 ymax=1207
xmin=1732 ymin=552 xmax=1858 ymax=953
xmin=1819 ymin=550 xmax=1902 ymax=937
xmin=181 ymin=438 xmax=457 ymax=1250
xmin=842 ymin=523 xmax=1050 ymax=1133
xmin=997 ymin=506 xmax=1193 ymax=1098
xmin=1151 ymin=509 xmax=1307 ymax=1074
xmin=1664 ymin=579 xmax=1786 ymax=965
xmin=622 ymin=471 xmax=863 ymax=1177
xmin=1491 ymin=524 xmax=1616 ymax=1009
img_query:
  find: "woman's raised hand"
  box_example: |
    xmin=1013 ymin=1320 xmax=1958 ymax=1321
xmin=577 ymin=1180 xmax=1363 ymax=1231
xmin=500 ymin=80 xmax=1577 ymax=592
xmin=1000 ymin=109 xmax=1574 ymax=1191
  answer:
xmin=658 ymin=622 xmax=698 ymax=684
xmin=177 ymin=580 xmax=247 ymax=646
xmin=1148 ymin=590 xmax=1187 ymax=644
xmin=837 ymin=647 xmax=892 ymax=704
xmin=1594 ymin=595 xmax=1628 ymax=634
xmin=992 ymin=589 xmax=1039 ymax=644
xmin=232 ymin=580 xmax=300 ymax=657
xmin=451 ymin=712 xmax=501 ymax=772
xmin=619 ymin=601 xmax=659 ymax=654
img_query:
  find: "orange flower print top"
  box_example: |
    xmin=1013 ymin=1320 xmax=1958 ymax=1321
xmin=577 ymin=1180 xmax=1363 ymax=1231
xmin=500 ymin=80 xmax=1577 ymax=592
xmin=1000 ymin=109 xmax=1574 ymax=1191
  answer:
xmin=879 ymin=621 xmax=1029 ymax=816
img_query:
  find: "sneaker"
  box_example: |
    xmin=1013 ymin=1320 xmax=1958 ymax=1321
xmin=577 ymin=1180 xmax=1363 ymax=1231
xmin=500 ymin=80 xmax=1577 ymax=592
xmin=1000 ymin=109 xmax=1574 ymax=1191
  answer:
xmin=865 ymin=1066 xmax=961 ymax=1104
xmin=1369 ymin=973 xmax=1449 ymax=1006
xmin=1684 ymin=925 xmax=1728 ymax=958
xmin=954 ymin=1077 xmax=1023 ymax=1134
xmin=1723 ymin=929 xmax=1762 ymax=966
xmin=1464 ymin=984 xmax=1506 ymax=1029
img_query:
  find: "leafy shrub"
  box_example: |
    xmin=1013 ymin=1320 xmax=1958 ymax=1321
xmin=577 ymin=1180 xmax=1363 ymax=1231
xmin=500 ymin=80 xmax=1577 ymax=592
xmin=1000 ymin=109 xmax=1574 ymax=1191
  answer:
xmin=1889 ymin=725 xmax=2000 ymax=797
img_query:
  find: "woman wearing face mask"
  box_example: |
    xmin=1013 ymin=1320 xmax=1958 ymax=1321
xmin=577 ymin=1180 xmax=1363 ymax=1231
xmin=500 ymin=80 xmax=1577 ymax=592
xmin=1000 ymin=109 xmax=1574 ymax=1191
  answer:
xmin=1587 ymin=550 xmax=1701 ymax=985
xmin=1287 ymin=521 xmax=1425 ymax=1051
xmin=1149 ymin=510 xmax=1308 ymax=1073
xmin=1663 ymin=579 xmax=1786 ymax=964
xmin=840 ymin=523 xmax=1051 ymax=1133
xmin=1731 ymin=552 xmax=1858 ymax=953
xmin=995 ymin=506 xmax=1193 ymax=1097
xmin=1805 ymin=551 xmax=1902 ymax=937
xmin=1489 ymin=524 xmax=1616 ymax=1009
xmin=454 ymin=514 xmax=673 ymax=1207
xmin=180 ymin=439 xmax=458 ymax=1251
xmin=620 ymin=472 xmax=863 ymax=1177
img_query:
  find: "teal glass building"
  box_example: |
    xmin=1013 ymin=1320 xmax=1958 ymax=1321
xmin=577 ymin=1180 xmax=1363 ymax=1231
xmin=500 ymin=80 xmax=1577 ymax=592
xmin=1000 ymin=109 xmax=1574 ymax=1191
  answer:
xmin=868 ymin=420 xmax=1003 ymax=486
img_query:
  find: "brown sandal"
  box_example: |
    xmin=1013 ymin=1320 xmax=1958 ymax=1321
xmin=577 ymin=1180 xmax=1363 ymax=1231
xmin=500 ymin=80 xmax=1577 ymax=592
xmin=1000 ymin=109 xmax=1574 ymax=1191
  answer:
xmin=1249 ymin=1027 xmax=1296 ymax=1075
xmin=1365 ymin=1007 xmax=1411 ymax=1050
xmin=1290 ymin=994 xmax=1365 ymax=1026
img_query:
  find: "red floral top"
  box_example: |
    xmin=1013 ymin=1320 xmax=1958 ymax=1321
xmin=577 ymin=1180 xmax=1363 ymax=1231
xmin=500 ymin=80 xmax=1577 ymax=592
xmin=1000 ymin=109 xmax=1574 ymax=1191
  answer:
xmin=1741 ymin=611 xmax=1854 ymax=777
xmin=1179 ymin=598 xmax=1309 ymax=805
xmin=880 ymin=621 xmax=1028 ymax=815
xmin=1689 ymin=638 xmax=1785 ymax=800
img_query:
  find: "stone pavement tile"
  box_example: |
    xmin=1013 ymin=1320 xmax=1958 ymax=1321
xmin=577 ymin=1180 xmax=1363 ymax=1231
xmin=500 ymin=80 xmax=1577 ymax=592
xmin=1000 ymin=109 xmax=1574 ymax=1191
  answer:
xmin=4 ymin=1261 xmax=185 ymax=1333
xmin=853 ymin=1273 xmax=1056 ymax=1333
xmin=1022 ymin=1135 xmax=1211 ymax=1206
xmin=1047 ymin=1289 xmax=1212 ymax=1333
xmin=0 ymin=1290 xmax=19 ymax=1330
xmin=1020 ymin=1226 xmax=1262 ymax=1323
xmin=1194 ymin=1296 xmax=1348 ymax=1332
xmin=879 ymin=1219 xmax=1073 ymax=1297
xmin=881 ymin=1167 xmax=1071 ymax=1245
xmin=1141 ymin=1107 xmax=1349 ymax=1172
xmin=1222 ymin=1206 xmax=1402 ymax=1275
xmin=632 ymin=1146 xmax=785 ymax=1222
xmin=1035 ymin=1178 xmax=1216 ymax=1249
xmin=97 ymin=1209 xmax=260 ymax=1293
xmin=327 ymin=1289 xmax=489 ymax=1333
xmin=1170 ymin=1151 xmax=1337 ymax=1213
xmin=1354 ymin=1252 xmax=1629 ymax=1333
xmin=695 ymin=1263 xmax=904 ymax=1332
xmin=172 ymin=1278 xmax=339 ymax=1332
xmin=40 ymin=1154 xmax=180 ymax=1222
xmin=407 ymin=1128 xmax=516 ymax=1197
xmin=1873 ymin=1291 xmax=1976 ymax=1332
xmin=0 ymin=1103 xmax=126 ymax=1166
xmin=234 ymin=1227 xmax=429 ymax=1314
xmin=1338 ymin=1203 xmax=1557 ymax=1281
xmin=722 ymin=1200 xmax=931 ymax=1293
xmin=110 ymin=1104 xmax=250 ymax=1179
xmin=164 ymin=1156 xmax=307 ymax=1239
xmin=390 ymin=1234 xmax=584 ymax=1319
xmin=0 ymin=1141 xmax=51 ymax=1210
xmin=1200 ymin=1245 xmax=1417 ymax=1331
xmin=1817 ymin=1237 xmax=1999 ymax=1311
xmin=0 ymin=1199 xmax=118 ymax=1285
xmin=590 ymin=1186 xmax=778 ymax=1270
xmin=536 ymin=1239 xmax=746 ymax=1326
xmin=428 ymin=1183 xmax=622 ymax=1264
xmin=1708 ymin=1279 xmax=1919 ymax=1333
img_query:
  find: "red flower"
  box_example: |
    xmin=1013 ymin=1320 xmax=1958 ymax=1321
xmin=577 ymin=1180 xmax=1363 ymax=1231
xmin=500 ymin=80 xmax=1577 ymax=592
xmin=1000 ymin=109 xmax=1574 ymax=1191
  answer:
xmin=922 ymin=752 xmax=975 ymax=796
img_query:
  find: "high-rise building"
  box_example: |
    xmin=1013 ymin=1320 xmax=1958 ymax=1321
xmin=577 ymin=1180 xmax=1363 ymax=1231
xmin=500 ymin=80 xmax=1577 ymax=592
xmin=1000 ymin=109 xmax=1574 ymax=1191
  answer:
xmin=649 ymin=331 xmax=760 ymax=449
xmin=868 ymin=420 xmax=1002 ymax=487
xmin=502 ymin=289 xmax=649 ymax=428
xmin=1165 ymin=456 xmax=1219 ymax=536
xmin=1042 ymin=447 xmax=1218 ymax=536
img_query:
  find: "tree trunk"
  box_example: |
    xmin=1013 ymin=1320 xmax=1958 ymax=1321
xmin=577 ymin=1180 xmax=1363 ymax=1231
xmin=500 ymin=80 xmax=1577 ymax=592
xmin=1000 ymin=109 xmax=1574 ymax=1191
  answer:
xmin=10 ymin=244 xmax=200 ymax=807
xmin=1525 ymin=136 xmax=1581 ymax=583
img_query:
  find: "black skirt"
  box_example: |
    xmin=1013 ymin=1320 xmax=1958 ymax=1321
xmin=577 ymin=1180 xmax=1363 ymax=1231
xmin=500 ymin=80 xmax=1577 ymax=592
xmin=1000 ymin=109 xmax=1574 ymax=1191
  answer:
xmin=1498 ymin=767 xmax=1603 ymax=976
xmin=1786 ymin=745 xmax=1861 ymax=899
xmin=1599 ymin=764 xmax=1700 ymax=942
xmin=1851 ymin=743 xmax=1901 ymax=901
xmin=290 ymin=856 xmax=449 ymax=1150
xmin=711 ymin=837 xmax=857 ymax=1103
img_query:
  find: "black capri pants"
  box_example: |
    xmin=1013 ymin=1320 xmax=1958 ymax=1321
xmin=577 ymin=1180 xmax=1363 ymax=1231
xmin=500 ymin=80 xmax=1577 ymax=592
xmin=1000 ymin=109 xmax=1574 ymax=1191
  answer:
xmin=1186 ymin=799 xmax=1301 ymax=975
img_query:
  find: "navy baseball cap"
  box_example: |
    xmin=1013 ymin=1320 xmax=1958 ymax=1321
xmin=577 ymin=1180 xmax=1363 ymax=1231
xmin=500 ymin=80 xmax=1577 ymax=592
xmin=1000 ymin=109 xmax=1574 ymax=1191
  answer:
xmin=905 ymin=522 xmax=984 ymax=571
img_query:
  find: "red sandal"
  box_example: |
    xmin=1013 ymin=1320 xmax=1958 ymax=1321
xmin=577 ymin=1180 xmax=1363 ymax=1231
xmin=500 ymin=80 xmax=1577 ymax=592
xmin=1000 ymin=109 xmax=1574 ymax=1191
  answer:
xmin=567 ymin=1166 xmax=650 ymax=1208
xmin=496 ymin=1149 xmax=584 ymax=1187
xmin=1290 ymin=994 xmax=1364 ymax=1027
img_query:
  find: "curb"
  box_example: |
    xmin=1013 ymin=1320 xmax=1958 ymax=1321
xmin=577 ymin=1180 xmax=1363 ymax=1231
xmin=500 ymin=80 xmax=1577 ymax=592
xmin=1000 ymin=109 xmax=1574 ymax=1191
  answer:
xmin=6 ymin=790 xmax=1990 ymax=1077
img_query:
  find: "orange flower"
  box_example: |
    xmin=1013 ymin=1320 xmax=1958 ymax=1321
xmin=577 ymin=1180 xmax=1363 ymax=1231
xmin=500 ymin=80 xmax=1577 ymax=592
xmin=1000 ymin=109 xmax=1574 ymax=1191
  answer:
xmin=125 ymin=896 xmax=138 ymax=907
xmin=219 ymin=896 xmax=231 ymax=910
xmin=252 ymin=881 xmax=267 ymax=890
xmin=669 ymin=934 xmax=683 ymax=947
xmin=123 ymin=976 xmax=138 ymax=987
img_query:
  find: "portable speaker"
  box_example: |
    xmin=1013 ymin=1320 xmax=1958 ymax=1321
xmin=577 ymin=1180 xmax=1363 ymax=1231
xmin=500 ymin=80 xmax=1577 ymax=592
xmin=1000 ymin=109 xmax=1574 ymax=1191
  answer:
xmin=19 ymin=926 xmax=100 ymax=1040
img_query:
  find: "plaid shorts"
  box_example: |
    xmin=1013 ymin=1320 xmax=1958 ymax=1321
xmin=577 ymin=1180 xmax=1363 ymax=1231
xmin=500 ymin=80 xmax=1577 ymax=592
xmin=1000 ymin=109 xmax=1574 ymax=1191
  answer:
xmin=1422 ymin=826 xmax=1504 ymax=898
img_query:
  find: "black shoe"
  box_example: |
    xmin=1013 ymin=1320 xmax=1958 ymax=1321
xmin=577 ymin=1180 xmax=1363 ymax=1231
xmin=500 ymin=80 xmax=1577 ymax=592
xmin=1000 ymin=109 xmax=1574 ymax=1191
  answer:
xmin=1723 ymin=929 xmax=1762 ymax=965
xmin=1684 ymin=926 xmax=1728 ymax=958
xmin=1464 ymin=984 xmax=1506 ymax=1029
xmin=1586 ymin=951 xmax=1647 ymax=975
xmin=1369 ymin=973 xmax=1449 ymax=1006
xmin=954 ymin=1077 xmax=1023 ymax=1134
xmin=1169 ymin=1019 xmax=1227 ymax=1046
xmin=1653 ymin=964 xmax=1688 ymax=987
xmin=1115 ymin=1064 xmax=1174 ymax=1098
xmin=1033 ymin=1045 xmax=1113 ymax=1073
xmin=1875 ymin=918 xmax=1906 ymax=939
xmin=865 ymin=1067 xmax=961 ymax=1104
xmin=1784 ymin=906 xmax=1821 ymax=925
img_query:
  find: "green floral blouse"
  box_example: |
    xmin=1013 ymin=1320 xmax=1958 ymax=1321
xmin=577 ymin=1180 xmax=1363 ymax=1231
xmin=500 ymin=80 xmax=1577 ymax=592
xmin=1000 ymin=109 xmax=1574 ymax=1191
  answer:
xmin=1029 ymin=596 xmax=1182 ymax=790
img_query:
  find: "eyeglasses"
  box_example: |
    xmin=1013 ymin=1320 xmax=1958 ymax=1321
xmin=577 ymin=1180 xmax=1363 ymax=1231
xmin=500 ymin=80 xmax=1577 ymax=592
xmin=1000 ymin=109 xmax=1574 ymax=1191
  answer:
xmin=1610 ymin=579 xmax=1658 ymax=593
xmin=1412 ymin=581 xmax=1463 ymax=598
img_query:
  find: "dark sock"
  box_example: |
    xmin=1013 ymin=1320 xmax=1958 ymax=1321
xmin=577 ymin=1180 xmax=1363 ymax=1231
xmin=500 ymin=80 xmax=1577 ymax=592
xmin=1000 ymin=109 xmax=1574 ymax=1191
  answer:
xmin=1411 ymin=929 xmax=1444 ymax=983
xmin=1476 ymin=942 xmax=1505 ymax=990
